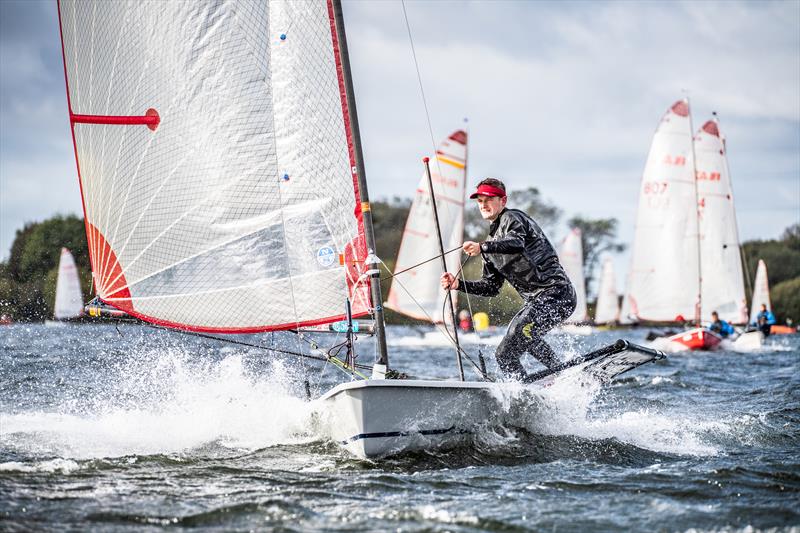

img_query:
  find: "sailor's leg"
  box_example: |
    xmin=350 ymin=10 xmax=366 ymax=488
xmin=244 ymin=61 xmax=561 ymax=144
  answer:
xmin=522 ymin=284 xmax=578 ymax=369
xmin=494 ymin=305 xmax=536 ymax=380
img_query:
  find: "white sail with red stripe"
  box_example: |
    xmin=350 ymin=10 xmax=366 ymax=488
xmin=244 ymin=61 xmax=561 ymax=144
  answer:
xmin=58 ymin=0 xmax=370 ymax=332
xmin=594 ymin=257 xmax=619 ymax=325
xmin=558 ymin=228 xmax=588 ymax=323
xmin=385 ymin=131 xmax=467 ymax=322
xmin=53 ymin=248 xmax=83 ymax=320
xmin=621 ymin=100 xmax=700 ymax=323
xmin=694 ymin=119 xmax=747 ymax=324
xmin=749 ymin=259 xmax=771 ymax=323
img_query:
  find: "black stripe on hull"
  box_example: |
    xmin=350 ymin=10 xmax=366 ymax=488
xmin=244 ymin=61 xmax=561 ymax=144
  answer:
xmin=342 ymin=426 xmax=469 ymax=444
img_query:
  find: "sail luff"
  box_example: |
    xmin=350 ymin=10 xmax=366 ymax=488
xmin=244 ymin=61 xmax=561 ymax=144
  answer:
xmin=330 ymin=0 xmax=388 ymax=366
xmin=687 ymin=97 xmax=703 ymax=325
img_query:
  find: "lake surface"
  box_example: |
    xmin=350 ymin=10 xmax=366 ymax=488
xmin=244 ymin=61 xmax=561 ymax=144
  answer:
xmin=1 ymin=323 xmax=798 ymax=531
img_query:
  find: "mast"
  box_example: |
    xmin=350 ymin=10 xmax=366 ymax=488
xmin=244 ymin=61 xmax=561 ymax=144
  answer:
xmin=687 ymin=97 xmax=703 ymax=326
xmin=423 ymin=157 xmax=465 ymax=381
xmin=331 ymin=0 xmax=389 ymax=373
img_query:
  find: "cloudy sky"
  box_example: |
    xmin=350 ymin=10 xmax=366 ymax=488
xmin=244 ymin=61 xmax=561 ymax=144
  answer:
xmin=1 ymin=0 xmax=798 ymax=294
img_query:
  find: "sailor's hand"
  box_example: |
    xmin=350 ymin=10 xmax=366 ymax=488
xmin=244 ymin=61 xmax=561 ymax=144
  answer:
xmin=440 ymin=272 xmax=459 ymax=291
xmin=463 ymin=241 xmax=481 ymax=256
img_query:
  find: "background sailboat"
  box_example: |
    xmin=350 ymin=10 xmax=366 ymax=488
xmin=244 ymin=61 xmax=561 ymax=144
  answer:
xmin=749 ymin=259 xmax=771 ymax=323
xmin=557 ymin=228 xmax=592 ymax=335
xmin=385 ymin=130 xmax=467 ymax=323
xmin=694 ymin=119 xmax=748 ymax=324
xmin=51 ymin=247 xmax=83 ymax=322
xmin=558 ymin=228 xmax=589 ymax=323
xmin=621 ymin=100 xmax=700 ymax=326
xmin=594 ymin=257 xmax=620 ymax=325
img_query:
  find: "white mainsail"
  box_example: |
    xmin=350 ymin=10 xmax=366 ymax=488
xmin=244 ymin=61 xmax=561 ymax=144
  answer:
xmin=594 ymin=257 xmax=619 ymax=324
xmin=58 ymin=0 xmax=371 ymax=332
xmin=558 ymin=228 xmax=588 ymax=323
xmin=749 ymin=259 xmax=771 ymax=323
xmin=53 ymin=247 xmax=83 ymax=320
xmin=621 ymin=100 xmax=699 ymax=323
xmin=694 ymin=119 xmax=747 ymax=324
xmin=385 ymin=131 xmax=467 ymax=322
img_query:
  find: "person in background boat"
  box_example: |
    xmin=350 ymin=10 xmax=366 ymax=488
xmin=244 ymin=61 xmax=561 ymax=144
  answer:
xmin=753 ymin=304 xmax=776 ymax=337
xmin=709 ymin=311 xmax=734 ymax=338
xmin=458 ymin=309 xmax=473 ymax=333
xmin=440 ymin=178 xmax=576 ymax=381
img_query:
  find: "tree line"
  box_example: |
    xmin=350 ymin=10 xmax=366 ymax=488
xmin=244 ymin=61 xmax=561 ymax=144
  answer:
xmin=1 ymin=206 xmax=797 ymax=325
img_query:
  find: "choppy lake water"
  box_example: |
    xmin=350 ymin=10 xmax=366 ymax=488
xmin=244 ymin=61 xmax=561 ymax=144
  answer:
xmin=1 ymin=323 xmax=798 ymax=531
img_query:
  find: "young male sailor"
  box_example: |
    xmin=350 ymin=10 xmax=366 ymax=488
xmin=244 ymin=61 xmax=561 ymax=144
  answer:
xmin=709 ymin=311 xmax=735 ymax=338
xmin=753 ymin=304 xmax=776 ymax=337
xmin=440 ymin=178 xmax=576 ymax=381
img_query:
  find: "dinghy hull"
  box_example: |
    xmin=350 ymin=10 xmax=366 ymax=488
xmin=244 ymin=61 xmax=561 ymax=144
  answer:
xmin=318 ymin=380 xmax=505 ymax=459
xmin=317 ymin=340 xmax=665 ymax=459
xmin=668 ymin=327 xmax=722 ymax=350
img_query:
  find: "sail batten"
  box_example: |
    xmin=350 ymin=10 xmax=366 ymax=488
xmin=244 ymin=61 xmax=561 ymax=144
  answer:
xmin=59 ymin=0 xmax=370 ymax=332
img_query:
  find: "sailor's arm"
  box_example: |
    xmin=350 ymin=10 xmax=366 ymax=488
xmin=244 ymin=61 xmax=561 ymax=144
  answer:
xmin=478 ymin=216 xmax=526 ymax=254
xmin=449 ymin=260 xmax=504 ymax=297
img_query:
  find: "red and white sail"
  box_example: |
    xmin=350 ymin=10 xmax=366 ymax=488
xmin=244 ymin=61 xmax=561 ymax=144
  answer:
xmin=594 ymin=257 xmax=619 ymax=325
xmin=621 ymin=100 xmax=699 ymax=323
xmin=558 ymin=228 xmax=588 ymax=323
xmin=749 ymin=259 xmax=771 ymax=323
xmin=54 ymin=248 xmax=83 ymax=320
xmin=694 ymin=119 xmax=747 ymax=324
xmin=385 ymin=131 xmax=467 ymax=322
xmin=58 ymin=0 xmax=370 ymax=332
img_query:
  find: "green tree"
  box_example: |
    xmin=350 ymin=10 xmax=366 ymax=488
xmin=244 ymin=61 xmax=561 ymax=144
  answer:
xmin=566 ymin=216 xmax=625 ymax=295
xmin=370 ymin=197 xmax=411 ymax=273
xmin=0 ymin=215 xmax=90 ymax=320
xmin=782 ymin=223 xmax=799 ymax=251
xmin=771 ymin=277 xmax=800 ymax=325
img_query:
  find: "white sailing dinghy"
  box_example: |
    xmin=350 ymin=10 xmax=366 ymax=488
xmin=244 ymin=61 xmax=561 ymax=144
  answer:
xmin=58 ymin=0 xmax=664 ymax=459
xmin=622 ymin=101 xmax=748 ymax=350
xmin=556 ymin=228 xmax=592 ymax=335
xmin=48 ymin=247 xmax=83 ymax=324
xmin=383 ymin=130 xmax=498 ymax=346
xmin=385 ymin=130 xmax=467 ymax=323
xmin=749 ymin=259 xmax=771 ymax=322
xmin=594 ymin=257 xmax=620 ymax=325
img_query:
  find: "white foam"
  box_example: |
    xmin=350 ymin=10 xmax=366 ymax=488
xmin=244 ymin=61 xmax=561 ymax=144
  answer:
xmin=501 ymin=372 xmax=721 ymax=456
xmin=0 ymin=458 xmax=81 ymax=474
xmin=0 ymin=350 xmax=319 ymax=459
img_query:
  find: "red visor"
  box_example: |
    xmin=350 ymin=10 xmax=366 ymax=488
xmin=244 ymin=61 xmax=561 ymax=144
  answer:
xmin=469 ymin=184 xmax=506 ymax=199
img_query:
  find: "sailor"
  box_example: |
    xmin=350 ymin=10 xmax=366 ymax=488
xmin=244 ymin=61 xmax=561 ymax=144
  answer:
xmin=440 ymin=178 xmax=576 ymax=381
xmin=709 ymin=311 xmax=735 ymax=338
xmin=753 ymin=303 xmax=776 ymax=337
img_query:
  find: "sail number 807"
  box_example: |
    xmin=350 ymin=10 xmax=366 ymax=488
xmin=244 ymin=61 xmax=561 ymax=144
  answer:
xmin=643 ymin=181 xmax=668 ymax=195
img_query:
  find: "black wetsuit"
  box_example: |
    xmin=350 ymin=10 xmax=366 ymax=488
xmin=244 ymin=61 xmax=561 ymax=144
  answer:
xmin=457 ymin=208 xmax=577 ymax=380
